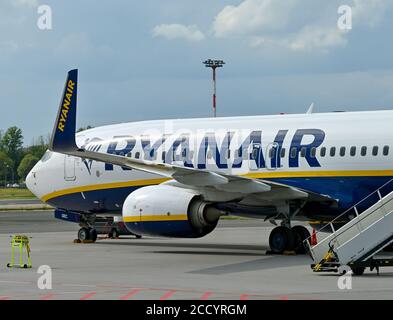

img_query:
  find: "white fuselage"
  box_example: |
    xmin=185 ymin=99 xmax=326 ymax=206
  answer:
xmin=27 ymin=110 xmax=393 ymax=214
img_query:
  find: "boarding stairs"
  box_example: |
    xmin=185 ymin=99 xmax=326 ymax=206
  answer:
xmin=305 ymin=179 xmax=393 ymax=275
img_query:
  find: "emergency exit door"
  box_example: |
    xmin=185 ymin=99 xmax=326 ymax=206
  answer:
xmin=64 ymin=155 xmax=76 ymax=181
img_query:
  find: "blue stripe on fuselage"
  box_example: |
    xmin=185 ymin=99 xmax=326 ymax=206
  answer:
xmin=46 ymin=176 xmax=393 ymax=216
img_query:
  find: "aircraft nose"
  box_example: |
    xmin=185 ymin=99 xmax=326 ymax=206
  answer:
xmin=26 ymin=167 xmax=38 ymax=197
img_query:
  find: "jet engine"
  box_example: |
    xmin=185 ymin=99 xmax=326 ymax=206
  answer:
xmin=122 ymin=185 xmax=223 ymax=238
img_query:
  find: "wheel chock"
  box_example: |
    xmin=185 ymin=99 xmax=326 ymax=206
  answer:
xmin=73 ymin=239 xmax=94 ymax=244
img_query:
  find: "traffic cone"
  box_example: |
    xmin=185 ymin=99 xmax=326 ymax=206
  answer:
xmin=310 ymin=229 xmax=317 ymax=246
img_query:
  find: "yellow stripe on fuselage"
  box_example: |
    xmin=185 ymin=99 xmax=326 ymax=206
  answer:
xmin=41 ymin=169 xmax=393 ymax=202
xmin=245 ymin=169 xmax=393 ymax=179
xmin=123 ymin=214 xmax=188 ymax=222
xmin=41 ymin=178 xmax=170 ymax=202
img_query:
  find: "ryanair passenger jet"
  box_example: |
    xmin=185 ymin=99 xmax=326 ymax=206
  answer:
xmin=26 ymin=70 xmax=393 ymax=254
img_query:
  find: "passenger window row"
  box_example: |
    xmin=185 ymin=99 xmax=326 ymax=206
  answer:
xmin=285 ymin=145 xmax=390 ymax=158
xmin=254 ymin=145 xmax=390 ymax=159
xmin=124 ymin=145 xmax=390 ymax=160
xmin=317 ymin=145 xmax=389 ymax=158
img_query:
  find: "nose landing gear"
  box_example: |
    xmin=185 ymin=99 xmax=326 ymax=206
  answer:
xmin=77 ymin=227 xmax=97 ymax=242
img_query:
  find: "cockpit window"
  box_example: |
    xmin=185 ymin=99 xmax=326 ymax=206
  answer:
xmin=40 ymin=150 xmax=53 ymax=162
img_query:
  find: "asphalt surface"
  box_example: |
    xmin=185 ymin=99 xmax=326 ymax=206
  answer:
xmin=0 ymin=199 xmax=43 ymax=205
xmin=0 ymin=211 xmax=392 ymax=300
xmin=0 ymin=211 xmax=262 ymax=234
xmin=0 ymin=211 xmax=76 ymax=234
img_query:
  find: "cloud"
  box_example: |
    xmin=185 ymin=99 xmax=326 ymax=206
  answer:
xmin=288 ymin=26 xmax=347 ymax=51
xmin=212 ymin=0 xmax=391 ymax=52
xmin=152 ymin=24 xmax=205 ymax=42
xmin=213 ymin=0 xmax=298 ymax=37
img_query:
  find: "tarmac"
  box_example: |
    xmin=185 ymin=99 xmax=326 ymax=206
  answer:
xmin=0 ymin=199 xmax=43 ymax=205
xmin=0 ymin=199 xmax=52 ymax=211
xmin=0 ymin=210 xmax=392 ymax=300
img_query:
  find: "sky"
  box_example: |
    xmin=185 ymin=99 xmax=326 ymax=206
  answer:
xmin=1 ymin=0 xmax=393 ymax=145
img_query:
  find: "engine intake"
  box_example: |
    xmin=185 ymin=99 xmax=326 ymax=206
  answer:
xmin=122 ymin=185 xmax=222 ymax=238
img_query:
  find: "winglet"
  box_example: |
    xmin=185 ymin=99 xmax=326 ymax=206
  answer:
xmin=49 ymin=69 xmax=79 ymax=152
xmin=306 ymin=102 xmax=314 ymax=114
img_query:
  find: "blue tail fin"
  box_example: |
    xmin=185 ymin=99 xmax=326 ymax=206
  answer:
xmin=49 ymin=69 xmax=79 ymax=152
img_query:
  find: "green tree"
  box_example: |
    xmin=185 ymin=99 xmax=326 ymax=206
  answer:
xmin=17 ymin=154 xmax=39 ymax=181
xmin=0 ymin=151 xmax=14 ymax=186
xmin=28 ymin=135 xmax=48 ymax=159
xmin=2 ymin=126 xmax=23 ymax=166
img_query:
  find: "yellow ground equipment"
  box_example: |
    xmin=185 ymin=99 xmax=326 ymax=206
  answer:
xmin=6 ymin=235 xmax=32 ymax=269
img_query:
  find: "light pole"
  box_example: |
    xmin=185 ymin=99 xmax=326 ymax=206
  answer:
xmin=203 ymin=59 xmax=225 ymax=117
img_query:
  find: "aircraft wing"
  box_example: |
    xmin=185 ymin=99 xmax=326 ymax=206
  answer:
xmin=49 ymin=70 xmax=332 ymax=203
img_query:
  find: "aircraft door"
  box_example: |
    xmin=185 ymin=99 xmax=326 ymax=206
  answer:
xmin=249 ymin=143 xmax=263 ymax=171
xmin=64 ymin=155 xmax=76 ymax=181
xmin=266 ymin=142 xmax=279 ymax=171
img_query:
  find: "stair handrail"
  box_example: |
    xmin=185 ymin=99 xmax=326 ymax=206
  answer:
xmin=304 ymin=178 xmax=393 ymax=248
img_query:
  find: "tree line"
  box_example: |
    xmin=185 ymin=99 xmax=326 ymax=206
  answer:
xmin=0 ymin=126 xmax=48 ymax=186
xmin=0 ymin=125 xmax=93 ymax=187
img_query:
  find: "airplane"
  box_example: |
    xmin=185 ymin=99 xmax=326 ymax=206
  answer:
xmin=26 ymin=69 xmax=393 ymax=254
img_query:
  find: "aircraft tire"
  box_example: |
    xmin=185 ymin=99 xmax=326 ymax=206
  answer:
xmin=269 ymin=226 xmax=296 ymax=254
xmin=89 ymin=228 xmax=97 ymax=242
xmin=292 ymin=225 xmax=311 ymax=254
xmin=78 ymin=227 xmax=90 ymax=241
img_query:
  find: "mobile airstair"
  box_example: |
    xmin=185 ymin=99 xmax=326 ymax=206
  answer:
xmin=305 ymin=179 xmax=393 ymax=276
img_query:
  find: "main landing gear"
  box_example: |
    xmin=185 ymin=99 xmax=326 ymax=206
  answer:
xmin=268 ymin=201 xmax=310 ymax=254
xmin=268 ymin=225 xmax=310 ymax=254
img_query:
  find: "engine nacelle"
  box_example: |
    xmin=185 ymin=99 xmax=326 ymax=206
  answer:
xmin=122 ymin=185 xmax=222 ymax=238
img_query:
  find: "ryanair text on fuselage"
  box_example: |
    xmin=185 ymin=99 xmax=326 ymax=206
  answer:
xmin=85 ymin=128 xmax=325 ymax=172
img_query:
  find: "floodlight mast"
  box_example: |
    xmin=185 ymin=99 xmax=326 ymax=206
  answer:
xmin=203 ymin=59 xmax=225 ymax=118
